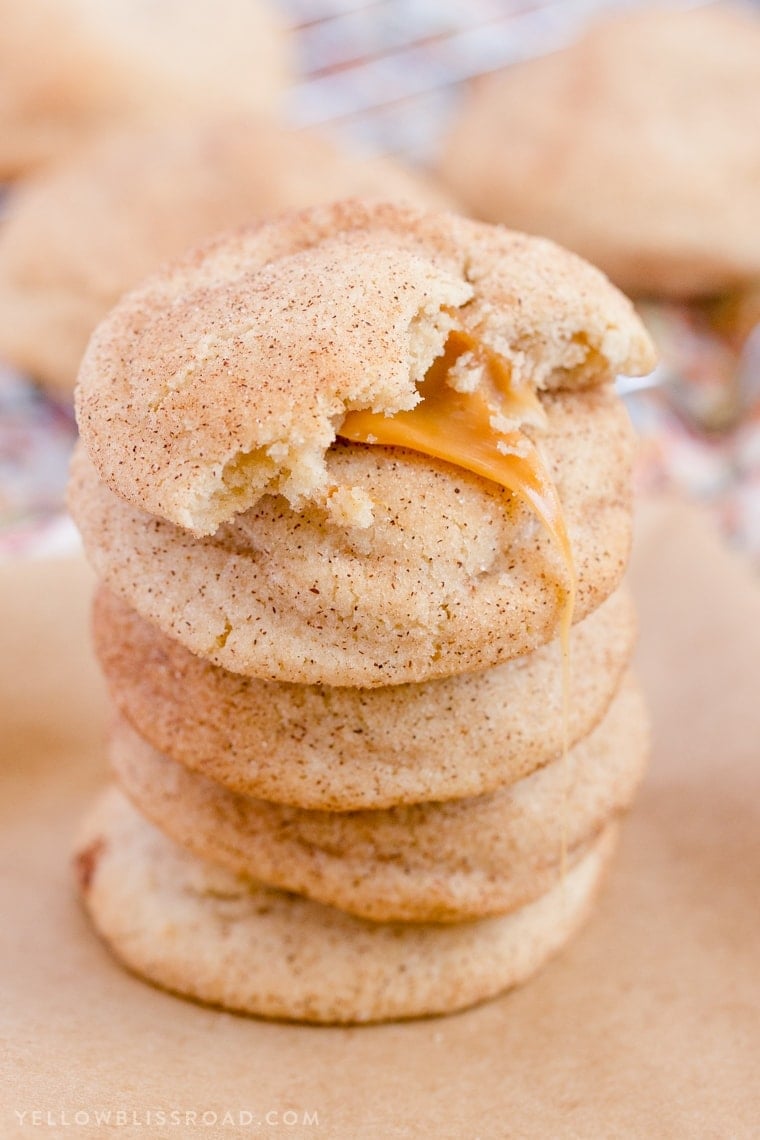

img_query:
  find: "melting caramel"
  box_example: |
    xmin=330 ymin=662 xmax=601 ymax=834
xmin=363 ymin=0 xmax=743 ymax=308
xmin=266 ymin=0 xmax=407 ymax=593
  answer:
xmin=339 ymin=329 xmax=575 ymax=616
xmin=339 ymin=329 xmax=576 ymax=871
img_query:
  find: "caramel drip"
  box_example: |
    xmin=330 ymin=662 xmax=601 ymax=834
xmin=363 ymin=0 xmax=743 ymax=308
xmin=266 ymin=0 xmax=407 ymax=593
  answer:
xmin=339 ymin=330 xmax=576 ymax=872
xmin=340 ymin=330 xmax=575 ymax=609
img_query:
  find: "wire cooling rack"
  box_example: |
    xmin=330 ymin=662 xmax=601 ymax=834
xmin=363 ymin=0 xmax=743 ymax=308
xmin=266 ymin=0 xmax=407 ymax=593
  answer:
xmin=279 ymin=0 xmax=692 ymax=161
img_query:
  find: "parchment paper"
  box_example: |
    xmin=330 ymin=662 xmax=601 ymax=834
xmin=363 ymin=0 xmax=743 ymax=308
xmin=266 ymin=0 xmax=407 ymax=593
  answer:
xmin=1 ymin=498 xmax=758 ymax=1139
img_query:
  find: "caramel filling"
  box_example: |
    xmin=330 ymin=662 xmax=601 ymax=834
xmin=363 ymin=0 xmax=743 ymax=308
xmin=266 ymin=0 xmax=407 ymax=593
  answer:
xmin=339 ymin=329 xmax=575 ymax=622
xmin=339 ymin=329 xmax=576 ymax=868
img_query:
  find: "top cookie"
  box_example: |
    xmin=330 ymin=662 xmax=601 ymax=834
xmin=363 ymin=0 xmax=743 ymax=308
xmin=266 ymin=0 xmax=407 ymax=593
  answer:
xmin=439 ymin=5 xmax=760 ymax=298
xmin=76 ymin=199 xmax=654 ymax=537
xmin=0 ymin=0 xmax=290 ymax=179
xmin=0 ymin=118 xmax=453 ymax=397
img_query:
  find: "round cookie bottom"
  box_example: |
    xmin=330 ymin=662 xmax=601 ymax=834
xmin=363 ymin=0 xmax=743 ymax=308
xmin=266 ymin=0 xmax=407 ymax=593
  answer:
xmin=74 ymin=789 xmax=616 ymax=1024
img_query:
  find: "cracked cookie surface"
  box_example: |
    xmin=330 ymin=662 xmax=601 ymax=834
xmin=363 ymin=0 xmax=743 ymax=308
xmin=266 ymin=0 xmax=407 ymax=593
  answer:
xmin=0 ymin=119 xmax=453 ymax=396
xmin=75 ymin=199 xmax=653 ymax=536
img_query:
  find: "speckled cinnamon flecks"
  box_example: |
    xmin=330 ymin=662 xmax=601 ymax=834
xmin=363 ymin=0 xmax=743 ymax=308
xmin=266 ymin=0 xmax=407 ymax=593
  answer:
xmin=109 ymin=674 xmax=647 ymax=923
xmin=75 ymin=198 xmax=654 ymax=535
xmin=93 ymin=585 xmax=636 ymax=808
xmin=69 ymin=197 xmax=653 ymax=1023
xmin=70 ymin=385 xmax=635 ymax=687
xmin=0 ymin=120 xmax=454 ymax=396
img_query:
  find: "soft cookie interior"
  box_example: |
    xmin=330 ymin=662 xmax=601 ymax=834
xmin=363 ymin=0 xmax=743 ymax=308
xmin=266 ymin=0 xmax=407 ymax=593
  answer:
xmin=75 ymin=199 xmax=655 ymax=537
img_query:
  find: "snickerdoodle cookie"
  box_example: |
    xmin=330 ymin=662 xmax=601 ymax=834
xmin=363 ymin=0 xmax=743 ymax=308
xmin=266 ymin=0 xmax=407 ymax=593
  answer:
xmin=70 ymin=382 xmax=635 ymax=686
xmin=94 ymin=585 xmax=636 ymax=808
xmin=0 ymin=0 xmax=290 ymax=179
xmin=109 ymin=673 xmax=647 ymax=923
xmin=75 ymin=200 xmax=653 ymax=536
xmin=439 ymin=5 xmax=760 ymax=298
xmin=0 ymin=119 xmax=451 ymax=396
xmin=75 ymin=788 xmax=616 ymax=1023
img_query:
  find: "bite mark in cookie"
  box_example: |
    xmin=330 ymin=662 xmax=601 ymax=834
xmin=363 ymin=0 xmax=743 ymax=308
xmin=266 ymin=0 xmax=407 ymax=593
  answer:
xmin=75 ymin=199 xmax=654 ymax=537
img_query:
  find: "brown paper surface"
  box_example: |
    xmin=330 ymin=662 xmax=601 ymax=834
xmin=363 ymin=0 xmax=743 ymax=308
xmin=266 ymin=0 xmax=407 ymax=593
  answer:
xmin=1 ymin=498 xmax=758 ymax=1139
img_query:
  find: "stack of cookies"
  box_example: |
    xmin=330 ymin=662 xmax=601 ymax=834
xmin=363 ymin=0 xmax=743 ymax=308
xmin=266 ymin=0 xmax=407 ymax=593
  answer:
xmin=68 ymin=200 xmax=655 ymax=1024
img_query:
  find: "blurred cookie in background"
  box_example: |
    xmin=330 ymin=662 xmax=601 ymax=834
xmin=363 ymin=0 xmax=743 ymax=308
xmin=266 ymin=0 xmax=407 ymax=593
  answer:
xmin=438 ymin=4 xmax=760 ymax=301
xmin=0 ymin=116 xmax=454 ymax=397
xmin=0 ymin=0 xmax=291 ymax=179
